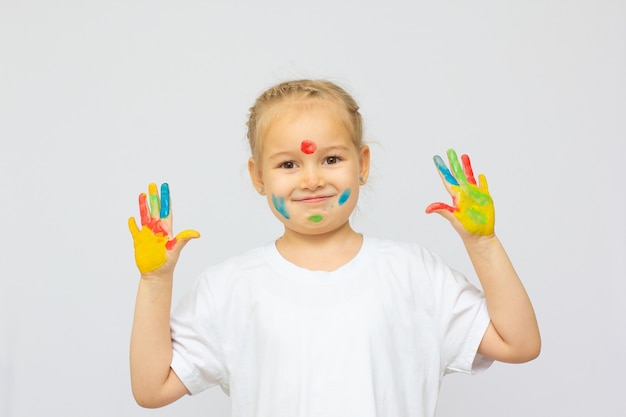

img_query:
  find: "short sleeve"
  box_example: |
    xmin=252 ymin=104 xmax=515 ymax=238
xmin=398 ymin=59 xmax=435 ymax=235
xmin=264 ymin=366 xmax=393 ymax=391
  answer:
xmin=426 ymin=251 xmax=493 ymax=375
xmin=170 ymin=273 xmax=226 ymax=395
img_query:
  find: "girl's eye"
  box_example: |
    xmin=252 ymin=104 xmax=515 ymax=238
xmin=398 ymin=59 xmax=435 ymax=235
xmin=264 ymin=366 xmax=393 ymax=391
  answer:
xmin=279 ymin=161 xmax=296 ymax=169
xmin=324 ymin=156 xmax=341 ymax=165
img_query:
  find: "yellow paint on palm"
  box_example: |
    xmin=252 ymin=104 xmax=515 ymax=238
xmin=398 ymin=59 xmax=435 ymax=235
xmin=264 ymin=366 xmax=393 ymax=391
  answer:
xmin=128 ymin=183 xmax=201 ymax=274
xmin=450 ymin=172 xmax=494 ymax=235
xmin=128 ymin=217 xmax=169 ymax=273
xmin=426 ymin=149 xmax=495 ymax=236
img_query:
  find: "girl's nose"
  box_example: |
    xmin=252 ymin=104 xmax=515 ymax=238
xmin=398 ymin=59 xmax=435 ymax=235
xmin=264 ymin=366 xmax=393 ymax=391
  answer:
xmin=301 ymin=167 xmax=325 ymax=190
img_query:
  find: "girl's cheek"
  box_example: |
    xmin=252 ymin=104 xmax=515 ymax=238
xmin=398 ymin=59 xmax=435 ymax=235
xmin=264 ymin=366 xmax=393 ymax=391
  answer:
xmin=338 ymin=188 xmax=351 ymax=206
xmin=271 ymin=194 xmax=290 ymax=220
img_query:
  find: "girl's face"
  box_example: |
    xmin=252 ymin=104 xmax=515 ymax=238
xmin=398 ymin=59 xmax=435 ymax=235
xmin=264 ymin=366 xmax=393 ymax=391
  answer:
xmin=248 ymin=102 xmax=370 ymax=237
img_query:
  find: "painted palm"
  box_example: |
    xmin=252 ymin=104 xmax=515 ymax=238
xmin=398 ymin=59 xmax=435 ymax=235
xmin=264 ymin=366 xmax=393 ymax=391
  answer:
xmin=128 ymin=183 xmax=200 ymax=273
xmin=426 ymin=149 xmax=495 ymax=236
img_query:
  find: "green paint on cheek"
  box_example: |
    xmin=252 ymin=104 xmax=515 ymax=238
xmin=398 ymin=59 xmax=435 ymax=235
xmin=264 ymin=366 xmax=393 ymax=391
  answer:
xmin=308 ymin=214 xmax=323 ymax=223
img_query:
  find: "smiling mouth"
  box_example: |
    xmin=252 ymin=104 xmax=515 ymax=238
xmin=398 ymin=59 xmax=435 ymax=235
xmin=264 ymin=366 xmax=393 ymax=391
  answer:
xmin=294 ymin=195 xmax=332 ymax=204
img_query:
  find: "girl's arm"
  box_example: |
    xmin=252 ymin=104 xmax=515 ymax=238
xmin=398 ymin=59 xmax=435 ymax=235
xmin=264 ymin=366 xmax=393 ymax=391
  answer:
xmin=426 ymin=150 xmax=541 ymax=363
xmin=128 ymin=183 xmax=200 ymax=407
xmin=461 ymin=234 xmax=540 ymax=363
xmin=130 ymin=272 xmax=188 ymax=407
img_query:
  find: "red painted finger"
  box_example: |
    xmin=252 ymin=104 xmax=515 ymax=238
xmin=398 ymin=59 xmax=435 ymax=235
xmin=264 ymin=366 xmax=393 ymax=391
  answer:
xmin=461 ymin=154 xmax=476 ymax=185
xmin=425 ymin=202 xmax=456 ymax=213
xmin=138 ymin=193 xmax=150 ymax=226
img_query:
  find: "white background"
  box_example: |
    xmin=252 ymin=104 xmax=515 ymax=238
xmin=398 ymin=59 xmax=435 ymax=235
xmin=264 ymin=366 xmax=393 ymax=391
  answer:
xmin=1 ymin=1 xmax=625 ymax=416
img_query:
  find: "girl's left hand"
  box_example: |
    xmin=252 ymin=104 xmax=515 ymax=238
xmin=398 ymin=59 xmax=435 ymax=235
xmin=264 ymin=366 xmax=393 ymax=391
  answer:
xmin=425 ymin=149 xmax=495 ymax=237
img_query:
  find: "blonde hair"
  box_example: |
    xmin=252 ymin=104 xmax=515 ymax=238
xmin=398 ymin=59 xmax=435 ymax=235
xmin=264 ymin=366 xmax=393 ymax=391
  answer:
xmin=246 ymin=79 xmax=363 ymax=158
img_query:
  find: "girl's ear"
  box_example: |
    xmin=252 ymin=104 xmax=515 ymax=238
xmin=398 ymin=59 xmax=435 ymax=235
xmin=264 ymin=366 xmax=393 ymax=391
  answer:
xmin=358 ymin=145 xmax=371 ymax=184
xmin=248 ymin=157 xmax=265 ymax=195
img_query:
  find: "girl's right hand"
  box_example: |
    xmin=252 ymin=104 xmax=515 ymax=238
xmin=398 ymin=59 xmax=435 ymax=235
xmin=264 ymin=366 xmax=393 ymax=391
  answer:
xmin=128 ymin=182 xmax=200 ymax=276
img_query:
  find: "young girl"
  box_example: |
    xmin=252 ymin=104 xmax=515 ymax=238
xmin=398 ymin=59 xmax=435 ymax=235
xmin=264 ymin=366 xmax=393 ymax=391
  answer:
xmin=128 ymin=79 xmax=540 ymax=416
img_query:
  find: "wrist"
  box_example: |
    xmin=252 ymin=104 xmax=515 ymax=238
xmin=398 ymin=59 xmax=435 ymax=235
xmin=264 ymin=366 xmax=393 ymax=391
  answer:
xmin=462 ymin=233 xmax=499 ymax=251
xmin=139 ymin=270 xmax=174 ymax=284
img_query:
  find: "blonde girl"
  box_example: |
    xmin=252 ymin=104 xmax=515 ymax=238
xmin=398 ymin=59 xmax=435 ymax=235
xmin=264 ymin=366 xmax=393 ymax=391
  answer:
xmin=129 ymin=79 xmax=540 ymax=417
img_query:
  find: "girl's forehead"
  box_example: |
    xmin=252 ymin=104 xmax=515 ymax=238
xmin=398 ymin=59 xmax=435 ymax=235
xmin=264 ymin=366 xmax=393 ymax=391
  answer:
xmin=255 ymin=99 xmax=357 ymax=157
xmin=300 ymin=139 xmax=317 ymax=154
xmin=264 ymin=112 xmax=349 ymax=147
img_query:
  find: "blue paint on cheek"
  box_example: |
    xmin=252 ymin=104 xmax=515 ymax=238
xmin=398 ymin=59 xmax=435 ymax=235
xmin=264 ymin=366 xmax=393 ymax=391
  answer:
xmin=272 ymin=194 xmax=290 ymax=220
xmin=338 ymin=189 xmax=351 ymax=206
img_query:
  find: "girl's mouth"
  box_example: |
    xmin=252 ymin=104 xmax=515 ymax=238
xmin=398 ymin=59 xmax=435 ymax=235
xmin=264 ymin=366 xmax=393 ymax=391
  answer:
xmin=294 ymin=195 xmax=332 ymax=204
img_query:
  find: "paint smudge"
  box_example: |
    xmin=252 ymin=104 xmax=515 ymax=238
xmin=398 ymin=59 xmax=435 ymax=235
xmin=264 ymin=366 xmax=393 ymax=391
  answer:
xmin=434 ymin=155 xmax=459 ymax=186
xmin=338 ymin=189 xmax=351 ymax=206
xmin=308 ymin=214 xmax=323 ymax=223
xmin=128 ymin=218 xmax=169 ymax=273
xmin=272 ymin=194 xmax=290 ymax=219
xmin=129 ymin=182 xmax=200 ymax=273
xmin=426 ymin=149 xmax=495 ymax=236
xmin=148 ymin=183 xmax=161 ymax=217
xmin=160 ymin=183 xmax=171 ymax=218
xmin=300 ymin=140 xmax=317 ymax=155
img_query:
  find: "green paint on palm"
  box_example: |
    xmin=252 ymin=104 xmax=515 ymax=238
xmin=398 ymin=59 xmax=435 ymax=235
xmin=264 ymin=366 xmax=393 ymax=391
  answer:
xmin=467 ymin=208 xmax=488 ymax=225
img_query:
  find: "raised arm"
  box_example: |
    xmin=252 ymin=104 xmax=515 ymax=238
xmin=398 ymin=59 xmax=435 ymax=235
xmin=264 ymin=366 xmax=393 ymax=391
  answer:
xmin=128 ymin=183 xmax=200 ymax=407
xmin=426 ymin=149 xmax=540 ymax=363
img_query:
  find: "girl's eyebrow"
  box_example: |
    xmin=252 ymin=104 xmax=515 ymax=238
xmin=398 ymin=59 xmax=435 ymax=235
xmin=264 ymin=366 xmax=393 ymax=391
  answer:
xmin=320 ymin=144 xmax=351 ymax=152
xmin=267 ymin=144 xmax=352 ymax=161
xmin=266 ymin=150 xmax=297 ymax=162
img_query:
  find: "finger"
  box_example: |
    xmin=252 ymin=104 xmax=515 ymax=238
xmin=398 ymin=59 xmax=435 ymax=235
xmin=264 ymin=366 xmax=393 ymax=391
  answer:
xmin=425 ymin=204 xmax=458 ymax=227
xmin=128 ymin=217 xmax=140 ymax=238
xmin=138 ymin=193 xmax=149 ymax=226
xmin=165 ymin=229 xmax=201 ymax=251
xmin=148 ymin=182 xmax=160 ymax=219
xmin=175 ymin=229 xmax=201 ymax=240
xmin=160 ymin=183 xmax=171 ymax=219
xmin=461 ymin=154 xmax=476 ymax=185
xmin=425 ymin=202 xmax=456 ymax=214
xmin=434 ymin=155 xmax=459 ymax=186
xmin=478 ymin=173 xmax=489 ymax=193
xmin=159 ymin=183 xmax=173 ymax=237
xmin=447 ymin=149 xmax=468 ymax=184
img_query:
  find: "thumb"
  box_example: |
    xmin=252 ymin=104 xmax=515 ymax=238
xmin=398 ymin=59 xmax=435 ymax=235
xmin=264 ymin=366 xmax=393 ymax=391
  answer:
xmin=128 ymin=217 xmax=140 ymax=238
xmin=425 ymin=203 xmax=458 ymax=225
xmin=165 ymin=229 xmax=201 ymax=253
xmin=425 ymin=202 xmax=455 ymax=215
xmin=428 ymin=209 xmax=456 ymax=224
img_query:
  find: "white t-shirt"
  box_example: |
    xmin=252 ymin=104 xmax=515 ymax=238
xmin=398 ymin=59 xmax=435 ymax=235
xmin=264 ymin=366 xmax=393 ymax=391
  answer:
xmin=170 ymin=236 xmax=492 ymax=417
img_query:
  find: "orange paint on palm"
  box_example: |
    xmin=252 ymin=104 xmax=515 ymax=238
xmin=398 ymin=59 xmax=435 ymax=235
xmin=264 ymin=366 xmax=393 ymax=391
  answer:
xmin=138 ymin=193 xmax=168 ymax=235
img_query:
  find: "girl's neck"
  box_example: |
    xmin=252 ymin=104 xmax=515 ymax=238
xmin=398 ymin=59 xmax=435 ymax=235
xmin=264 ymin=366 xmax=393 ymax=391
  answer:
xmin=275 ymin=222 xmax=363 ymax=271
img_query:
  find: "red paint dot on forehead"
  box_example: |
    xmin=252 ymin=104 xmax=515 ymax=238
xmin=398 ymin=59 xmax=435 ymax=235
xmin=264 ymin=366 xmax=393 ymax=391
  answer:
xmin=300 ymin=140 xmax=317 ymax=154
